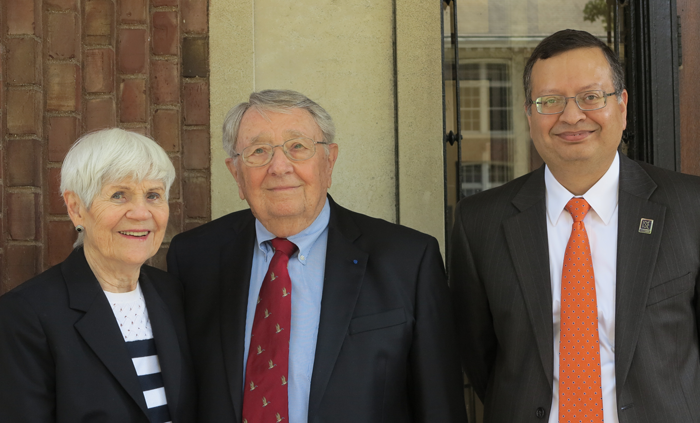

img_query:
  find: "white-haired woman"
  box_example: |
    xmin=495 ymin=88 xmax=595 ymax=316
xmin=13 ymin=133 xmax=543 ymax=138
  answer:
xmin=0 ymin=128 xmax=196 ymax=423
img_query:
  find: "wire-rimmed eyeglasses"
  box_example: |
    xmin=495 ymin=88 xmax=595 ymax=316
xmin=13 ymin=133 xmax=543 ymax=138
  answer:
xmin=530 ymin=90 xmax=619 ymax=115
xmin=232 ymin=137 xmax=329 ymax=167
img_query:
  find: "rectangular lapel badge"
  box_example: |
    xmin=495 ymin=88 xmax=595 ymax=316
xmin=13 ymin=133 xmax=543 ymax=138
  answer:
xmin=639 ymin=218 xmax=654 ymax=234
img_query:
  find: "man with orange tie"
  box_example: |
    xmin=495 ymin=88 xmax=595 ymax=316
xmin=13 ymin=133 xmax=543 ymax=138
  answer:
xmin=167 ymin=90 xmax=467 ymax=423
xmin=450 ymin=29 xmax=700 ymax=423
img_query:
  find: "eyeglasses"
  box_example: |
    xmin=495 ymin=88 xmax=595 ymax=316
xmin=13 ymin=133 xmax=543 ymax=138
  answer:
xmin=531 ymin=90 xmax=618 ymax=115
xmin=233 ymin=137 xmax=329 ymax=167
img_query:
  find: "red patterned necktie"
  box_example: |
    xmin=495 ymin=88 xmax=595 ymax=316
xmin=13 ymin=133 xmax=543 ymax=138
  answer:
xmin=242 ymin=238 xmax=297 ymax=423
xmin=559 ymin=198 xmax=603 ymax=423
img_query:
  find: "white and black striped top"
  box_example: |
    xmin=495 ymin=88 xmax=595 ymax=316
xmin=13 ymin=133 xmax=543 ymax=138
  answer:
xmin=104 ymin=284 xmax=172 ymax=423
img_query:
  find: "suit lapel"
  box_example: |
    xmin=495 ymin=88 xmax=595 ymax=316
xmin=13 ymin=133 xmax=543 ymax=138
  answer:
xmin=502 ymin=167 xmax=554 ymax=389
xmin=614 ymin=155 xmax=665 ymax=393
xmin=219 ymin=214 xmax=257 ymax=422
xmin=140 ymin=272 xmax=182 ymax=416
xmin=65 ymin=249 xmax=150 ymax=416
xmin=308 ymin=199 xmax=367 ymax=422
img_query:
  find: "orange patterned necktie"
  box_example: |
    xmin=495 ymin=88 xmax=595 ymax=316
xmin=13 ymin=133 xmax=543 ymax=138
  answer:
xmin=559 ymin=198 xmax=604 ymax=423
xmin=242 ymin=238 xmax=297 ymax=423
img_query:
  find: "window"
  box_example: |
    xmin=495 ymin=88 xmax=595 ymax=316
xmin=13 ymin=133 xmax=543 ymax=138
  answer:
xmin=458 ymin=62 xmax=514 ymax=198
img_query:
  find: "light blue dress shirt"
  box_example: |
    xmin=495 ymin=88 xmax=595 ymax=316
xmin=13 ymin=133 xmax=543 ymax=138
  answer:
xmin=242 ymin=199 xmax=330 ymax=423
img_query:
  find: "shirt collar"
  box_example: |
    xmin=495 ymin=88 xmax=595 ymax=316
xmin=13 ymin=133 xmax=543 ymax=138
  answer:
xmin=255 ymin=198 xmax=331 ymax=264
xmin=544 ymin=152 xmax=620 ymax=226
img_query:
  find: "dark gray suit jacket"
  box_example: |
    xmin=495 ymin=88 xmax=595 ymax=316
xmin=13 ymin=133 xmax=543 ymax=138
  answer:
xmin=450 ymin=154 xmax=700 ymax=422
xmin=0 ymin=248 xmax=196 ymax=423
xmin=167 ymin=196 xmax=467 ymax=423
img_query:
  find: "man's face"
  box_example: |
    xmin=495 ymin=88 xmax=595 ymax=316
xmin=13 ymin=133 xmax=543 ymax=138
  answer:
xmin=226 ymin=108 xmax=338 ymax=235
xmin=527 ymin=47 xmax=628 ymax=176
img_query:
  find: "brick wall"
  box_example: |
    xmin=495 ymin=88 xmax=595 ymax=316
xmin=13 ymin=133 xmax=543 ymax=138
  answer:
xmin=0 ymin=0 xmax=210 ymax=294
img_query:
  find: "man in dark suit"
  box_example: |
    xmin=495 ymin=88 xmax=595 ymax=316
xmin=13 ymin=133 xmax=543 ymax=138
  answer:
xmin=450 ymin=29 xmax=700 ymax=423
xmin=167 ymin=89 xmax=467 ymax=423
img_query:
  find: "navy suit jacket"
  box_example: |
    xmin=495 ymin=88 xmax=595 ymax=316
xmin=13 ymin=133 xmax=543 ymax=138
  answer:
xmin=167 ymin=196 xmax=467 ymax=423
xmin=0 ymin=248 xmax=196 ymax=423
xmin=450 ymin=154 xmax=700 ymax=422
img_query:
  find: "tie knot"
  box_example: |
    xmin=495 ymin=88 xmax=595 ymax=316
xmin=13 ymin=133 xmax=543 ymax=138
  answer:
xmin=565 ymin=198 xmax=591 ymax=222
xmin=271 ymin=238 xmax=297 ymax=258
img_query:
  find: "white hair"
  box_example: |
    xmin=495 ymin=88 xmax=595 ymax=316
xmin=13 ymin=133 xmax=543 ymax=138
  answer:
xmin=60 ymin=128 xmax=176 ymax=246
xmin=222 ymin=89 xmax=336 ymax=158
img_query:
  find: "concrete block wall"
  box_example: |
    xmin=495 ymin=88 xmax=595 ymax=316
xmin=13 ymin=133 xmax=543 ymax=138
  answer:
xmin=1 ymin=0 xmax=211 ymax=293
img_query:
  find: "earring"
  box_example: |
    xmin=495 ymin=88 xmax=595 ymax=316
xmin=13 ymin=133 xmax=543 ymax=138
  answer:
xmin=75 ymin=225 xmax=84 ymax=233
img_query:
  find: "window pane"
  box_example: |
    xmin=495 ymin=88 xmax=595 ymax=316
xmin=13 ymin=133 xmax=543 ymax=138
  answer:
xmin=459 ymin=63 xmax=480 ymax=80
xmin=489 ymin=109 xmax=510 ymax=132
xmin=486 ymin=63 xmax=508 ymax=82
xmin=489 ymin=86 xmax=510 ymax=108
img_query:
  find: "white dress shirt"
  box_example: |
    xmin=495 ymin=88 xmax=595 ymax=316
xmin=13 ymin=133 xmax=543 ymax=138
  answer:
xmin=546 ymin=153 xmax=620 ymax=423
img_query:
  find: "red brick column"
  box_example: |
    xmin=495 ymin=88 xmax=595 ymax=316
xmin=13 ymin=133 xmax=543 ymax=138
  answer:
xmin=4 ymin=0 xmax=44 ymax=292
xmin=46 ymin=0 xmax=81 ymax=281
xmin=1 ymin=0 xmax=211 ymax=293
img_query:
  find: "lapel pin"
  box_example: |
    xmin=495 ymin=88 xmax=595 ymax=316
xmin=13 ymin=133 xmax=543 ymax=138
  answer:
xmin=638 ymin=218 xmax=653 ymax=234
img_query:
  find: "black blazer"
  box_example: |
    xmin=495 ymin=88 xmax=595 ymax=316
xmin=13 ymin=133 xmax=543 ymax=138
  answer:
xmin=167 ymin=196 xmax=467 ymax=423
xmin=450 ymin=154 xmax=700 ymax=422
xmin=0 ymin=248 xmax=196 ymax=423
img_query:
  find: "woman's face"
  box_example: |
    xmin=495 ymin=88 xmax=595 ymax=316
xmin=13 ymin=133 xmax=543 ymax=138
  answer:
xmin=74 ymin=179 xmax=169 ymax=270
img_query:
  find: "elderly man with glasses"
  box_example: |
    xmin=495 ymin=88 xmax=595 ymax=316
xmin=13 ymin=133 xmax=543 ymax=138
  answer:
xmin=450 ymin=29 xmax=700 ymax=423
xmin=167 ymin=90 xmax=467 ymax=423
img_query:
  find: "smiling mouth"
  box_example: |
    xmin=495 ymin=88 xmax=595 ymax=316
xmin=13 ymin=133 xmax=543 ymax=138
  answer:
xmin=269 ymin=186 xmax=299 ymax=191
xmin=556 ymin=130 xmax=593 ymax=141
xmin=119 ymin=230 xmax=150 ymax=237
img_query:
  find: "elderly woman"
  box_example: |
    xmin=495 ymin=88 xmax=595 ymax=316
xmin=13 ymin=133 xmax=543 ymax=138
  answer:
xmin=0 ymin=128 xmax=195 ymax=423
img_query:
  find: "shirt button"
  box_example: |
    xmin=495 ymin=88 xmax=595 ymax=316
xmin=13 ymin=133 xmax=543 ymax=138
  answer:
xmin=535 ymin=407 xmax=546 ymax=419
xmin=299 ymin=254 xmax=305 ymax=260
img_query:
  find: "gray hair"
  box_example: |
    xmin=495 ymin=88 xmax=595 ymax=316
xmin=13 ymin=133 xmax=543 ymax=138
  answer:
xmin=222 ymin=89 xmax=336 ymax=158
xmin=60 ymin=128 xmax=176 ymax=246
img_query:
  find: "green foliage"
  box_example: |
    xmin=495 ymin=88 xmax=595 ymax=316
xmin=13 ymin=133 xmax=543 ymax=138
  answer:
xmin=583 ymin=0 xmax=611 ymax=32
